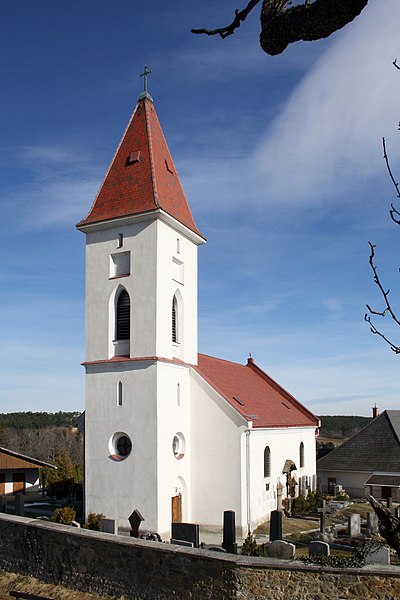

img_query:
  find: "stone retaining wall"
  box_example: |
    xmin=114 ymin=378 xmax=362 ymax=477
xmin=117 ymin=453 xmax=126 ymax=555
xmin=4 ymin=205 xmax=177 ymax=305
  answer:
xmin=1 ymin=514 xmax=400 ymax=599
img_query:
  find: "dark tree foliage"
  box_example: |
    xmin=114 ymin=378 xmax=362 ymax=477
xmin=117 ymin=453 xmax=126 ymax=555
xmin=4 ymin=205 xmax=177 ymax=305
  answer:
xmin=318 ymin=415 xmax=371 ymax=439
xmin=0 ymin=411 xmax=80 ymax=430
xmin=192 ymin=0 xmax=368 ymax=56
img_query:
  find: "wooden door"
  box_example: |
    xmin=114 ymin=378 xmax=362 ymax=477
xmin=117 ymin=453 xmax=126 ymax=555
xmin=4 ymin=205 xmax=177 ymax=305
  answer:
xmin=171 ymin=494 xmax=182 ymax=523
xmin=382 ymin=486 xmax=392 ymax=500
xmin=0 ymin=473 xmax=5 ymax=495
xmin=13 ymin=472 xmax=25 ymax=494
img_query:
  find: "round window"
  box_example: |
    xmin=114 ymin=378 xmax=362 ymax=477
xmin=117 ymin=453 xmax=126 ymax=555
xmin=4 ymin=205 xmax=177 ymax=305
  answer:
xmin=172 ymin=432 xmax=185 ymax=460
xmin=109 ymin=432 xmax=132 ymax=460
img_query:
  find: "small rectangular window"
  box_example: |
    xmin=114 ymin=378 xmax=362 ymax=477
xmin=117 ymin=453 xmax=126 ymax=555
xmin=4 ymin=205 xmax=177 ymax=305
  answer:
xmin=117 ymin=381 xmax=123 ymax=406
xmin=172 ymin=257 xmax=184 ymax=284
xmin=117 ymin=233 xmax=123 ymax=248
xmin=110 ymin=251 xmax=130 ymax=278
xmin=176 ymin=238 xmax=180 ymax=254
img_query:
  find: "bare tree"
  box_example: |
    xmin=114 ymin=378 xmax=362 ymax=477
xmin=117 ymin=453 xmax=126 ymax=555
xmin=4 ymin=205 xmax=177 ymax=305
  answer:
xmin=365 ymin=136 xmax=400 ymax=354
xmin=192 ymin=0 xmax=368 ymax=56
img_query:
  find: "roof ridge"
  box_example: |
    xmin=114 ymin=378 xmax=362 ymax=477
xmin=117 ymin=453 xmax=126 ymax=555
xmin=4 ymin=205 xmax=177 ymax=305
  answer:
xmin=384 ymin=410 xmax=400 ymax=447
xmin=144 ymin=97 xmax=160 ymax=209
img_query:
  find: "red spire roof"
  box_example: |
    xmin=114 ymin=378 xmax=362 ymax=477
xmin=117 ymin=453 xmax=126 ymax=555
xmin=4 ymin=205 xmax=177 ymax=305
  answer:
xmin=78 ymin=94 xmax=202 ymax=237
xmin=194 ymin=353 xmax=320 ymax=429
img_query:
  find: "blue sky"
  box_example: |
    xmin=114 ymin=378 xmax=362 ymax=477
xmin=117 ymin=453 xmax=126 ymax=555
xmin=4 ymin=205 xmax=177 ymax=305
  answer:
xmin=1 ymin=1 xmax=399 ymax=416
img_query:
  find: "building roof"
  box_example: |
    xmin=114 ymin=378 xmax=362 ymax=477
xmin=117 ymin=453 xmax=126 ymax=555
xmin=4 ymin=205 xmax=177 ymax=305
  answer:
xmin=0 ymin=447 xmax=56 ymax=470
xmin=194 ymin=354 xmax=320 ymax=429
xmin=77 ymin=94 xmax=203 ymax=238
xmin=317 ymin=410 xmax=400 ymax=473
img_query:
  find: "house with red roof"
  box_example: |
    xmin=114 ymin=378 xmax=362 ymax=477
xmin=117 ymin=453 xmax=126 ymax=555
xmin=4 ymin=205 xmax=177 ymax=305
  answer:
xmin=78 ymin=82 xmax=319 ymax=537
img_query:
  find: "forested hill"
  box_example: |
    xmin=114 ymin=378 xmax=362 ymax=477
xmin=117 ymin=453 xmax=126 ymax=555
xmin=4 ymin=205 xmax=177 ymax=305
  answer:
xmin=318 ymin=415 xmax=371 ymax=439
xmin=0 ymin=411 xmax=81 ymax=430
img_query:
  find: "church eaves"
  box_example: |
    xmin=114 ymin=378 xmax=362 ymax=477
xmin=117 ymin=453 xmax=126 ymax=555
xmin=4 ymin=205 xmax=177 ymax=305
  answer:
xmin=77 ymin=94 xmax=203 ymax=238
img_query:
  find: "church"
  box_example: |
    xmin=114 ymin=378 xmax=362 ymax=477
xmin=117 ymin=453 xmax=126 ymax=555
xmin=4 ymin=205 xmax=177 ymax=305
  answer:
xmin=77 ymin=80 xmax=320 ymax=538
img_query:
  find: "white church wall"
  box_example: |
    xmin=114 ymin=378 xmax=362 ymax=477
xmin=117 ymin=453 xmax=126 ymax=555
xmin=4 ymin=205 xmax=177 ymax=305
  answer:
xmin=248 ymin=426 xmax=317 ymax=529
xmin=85 ymin=219 xmax=158 ymax=362
xmin=156 ymin=362 xmax=192 ymax=536
xmin=190 ymin=370 xmax=248 ymax=531
xmin=156 ymin=220 xmax=198 ymax=365
xmin=85 ymin=360 xmax=159 ymax=530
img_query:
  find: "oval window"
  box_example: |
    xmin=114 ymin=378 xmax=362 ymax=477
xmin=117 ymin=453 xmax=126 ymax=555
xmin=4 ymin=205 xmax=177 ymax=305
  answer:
xmin=172 ymin=432 xmax=185 ymax=460
xmin=109 ymin=432 xmax=132 ymax=460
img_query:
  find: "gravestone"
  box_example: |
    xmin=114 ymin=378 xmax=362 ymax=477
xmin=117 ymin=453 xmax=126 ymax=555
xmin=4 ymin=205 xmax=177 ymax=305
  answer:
xmin=348 ymin=513 xmax=361 ymax=537
xmin=263 ymin=540 xmax=295 ymax=560
xmin=309 ymin=541 xmax=330 ymax=558
xmin=395 ymin=507 xmax=400 ymax=519
xmin=222 ymin=510 xmax=237 ymax=554
xmin=0 ymin=496 xmax=6 ymax=513
xmin=367 ymin=511 xmax=379 ymax=534
xmin=276 ymin=481 xmax=284 ymax=511
xmin=129 ymin=509 xmax=144 ymax=537
xmin=15 ymin=494 xmax=24 ymax=517
xmin=334 ymin=484 xmax=343 ymax=497
xmin=269 ymin=510 xmax=282 ymax=541
xmin=364 ymin=545 xmax=390 ymax=565
xmin=171 ymin=539 xmax=194 ymax=547
xmin=318 ymin=500 xmax=326 ymax=534
xmin=100 ymin=518 xmax=117 ymax=534
xmin=386 ymin=497 xmax=393 ymax=513
xmin=171 ymin=523 xmax=200 ymax=548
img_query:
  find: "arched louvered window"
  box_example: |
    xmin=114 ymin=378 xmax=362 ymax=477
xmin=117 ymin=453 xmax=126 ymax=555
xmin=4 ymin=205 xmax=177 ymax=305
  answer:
xmin=264 ymin=446 xmax=271 ymax=478
xmin=299 ymin=442 xmax=305 ymax=468
xmin=172 ymin=295 xmax=178 ymax=343
xmin=116 ymin=290 xmax=130 ymax=340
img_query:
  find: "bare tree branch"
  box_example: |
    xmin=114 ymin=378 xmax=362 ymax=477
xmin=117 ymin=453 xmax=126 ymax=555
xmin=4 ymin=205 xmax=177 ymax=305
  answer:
xmin=192 ymin=0 xmax=369 ymax=56
xmin=365 ymin=241 xmax=400 ymax=354
xmin=191 ymin=0 xmax=262 ymax=39
xmin=382 ymin=137 xmax=400 ymax=225
xmin=393 ymin=58 xmax=400 ymax=70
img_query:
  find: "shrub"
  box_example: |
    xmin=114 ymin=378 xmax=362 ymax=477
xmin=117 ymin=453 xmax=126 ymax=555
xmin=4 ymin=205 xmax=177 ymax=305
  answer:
xmin=291 ymin=490 xmax=323 ymax=517
xmin=51 ymin=506 xmax=76 ymax=524
xmin=241 ymin=533 xmax=263 ymax=556
xmin=83 ymin=512 xmax=105 ymax=531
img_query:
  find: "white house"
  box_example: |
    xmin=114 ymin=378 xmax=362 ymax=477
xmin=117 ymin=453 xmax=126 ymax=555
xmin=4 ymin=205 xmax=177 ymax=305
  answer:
xmin=77 ymin=86 xmax=320 ymax=537
xmin=0 ymin=447 xmax=55 ymax=495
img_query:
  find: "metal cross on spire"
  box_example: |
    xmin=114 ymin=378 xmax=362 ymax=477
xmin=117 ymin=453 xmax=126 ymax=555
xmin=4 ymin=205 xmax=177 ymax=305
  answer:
xmin=140 ymin=65 xmax=152 ymax=94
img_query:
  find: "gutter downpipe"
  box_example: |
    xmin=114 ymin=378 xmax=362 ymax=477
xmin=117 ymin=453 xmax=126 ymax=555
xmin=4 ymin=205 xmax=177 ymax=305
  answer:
xmin=245 ymin=426 xmax=252 ymax=535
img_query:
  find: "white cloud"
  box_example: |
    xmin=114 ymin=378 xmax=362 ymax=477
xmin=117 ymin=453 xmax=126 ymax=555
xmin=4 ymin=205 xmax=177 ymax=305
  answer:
xmin=254 ymin=0 xmax=400 ymax=205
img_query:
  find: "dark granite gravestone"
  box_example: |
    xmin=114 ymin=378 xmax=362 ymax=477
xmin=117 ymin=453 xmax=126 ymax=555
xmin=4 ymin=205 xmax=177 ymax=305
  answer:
xmin=269 ymin=510 xmax=282 ymax=541
xmin=309 ymin=541 xmax=330 ymax=558
xmin=129 ymin=509 xmax=144 ymax=537
xmin=222 ymin=510 xmax=237 ymax=554
xmin=171 ymin=523 xmax=200 ymax=548
xmin=15 ymin=494 xmax=24 ymax=517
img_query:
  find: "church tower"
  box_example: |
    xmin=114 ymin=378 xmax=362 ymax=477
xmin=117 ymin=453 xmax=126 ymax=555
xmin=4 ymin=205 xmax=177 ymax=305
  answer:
xmin=77 ymin=82 xmax=205 ymax=534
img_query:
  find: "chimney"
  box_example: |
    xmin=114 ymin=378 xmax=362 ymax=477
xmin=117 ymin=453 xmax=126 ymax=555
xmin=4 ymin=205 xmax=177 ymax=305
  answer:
xmin=372 ymin=404 xmax=379 ymax=419
xmin=247 ymin=354 xmax=254 ymax=365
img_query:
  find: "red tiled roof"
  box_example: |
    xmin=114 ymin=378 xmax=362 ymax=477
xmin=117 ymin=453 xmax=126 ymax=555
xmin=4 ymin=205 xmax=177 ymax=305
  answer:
xmin=194 ymin=354 xmax=319 ymax=429
xmin=78 ymin=94 xmax=202 ymax=237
